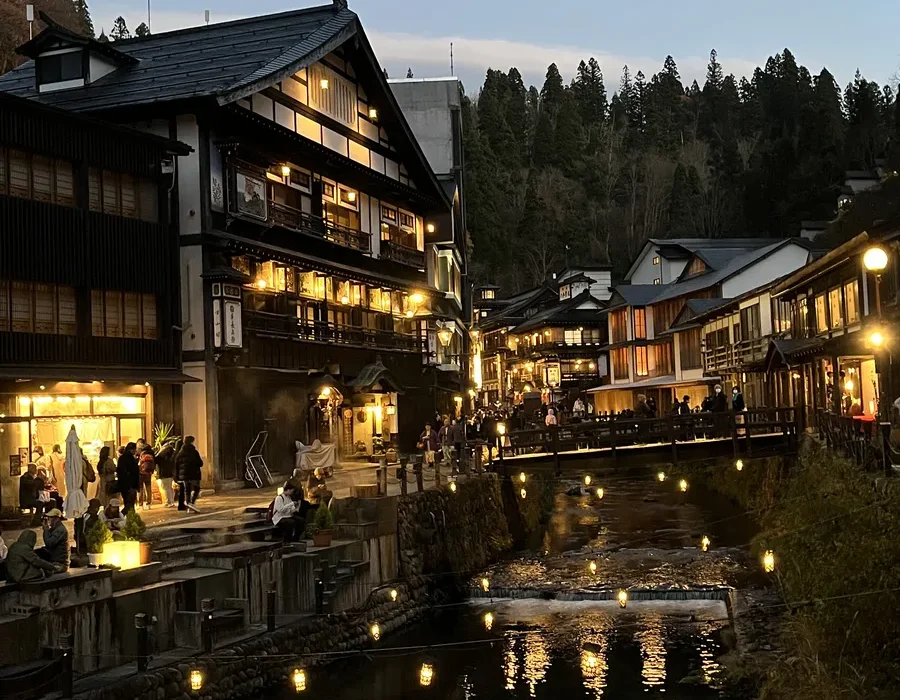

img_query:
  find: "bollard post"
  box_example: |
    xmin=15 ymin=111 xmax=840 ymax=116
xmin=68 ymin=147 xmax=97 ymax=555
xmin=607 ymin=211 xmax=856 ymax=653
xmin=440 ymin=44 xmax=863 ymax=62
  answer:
xmin=415 ymin=459 xmax=424 ymax=492
xmin=399 ymin=462 xmax=408 ymax=496
xmin=59 ymin=632 xmax=73 ymax=699
xmin=314 ymin=578 xmax=325 ymax=615
xmin=267 ymin=583 xmax=276 ymax=632
xmin=135 ymin=613 xmax=149 ymax=672
xmin=552 ymin=425 xmax=561 ymax=476
xmin=200 ymin=598 xmax=215 ymax=653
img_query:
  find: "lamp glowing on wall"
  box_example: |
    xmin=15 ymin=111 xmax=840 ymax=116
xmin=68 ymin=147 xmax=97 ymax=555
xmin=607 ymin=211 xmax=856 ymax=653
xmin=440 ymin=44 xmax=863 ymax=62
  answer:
xmin=346 ymin=191 xmax=356 ymax=202
xmin=405 ymin=310 xmax=414 ymax=318
xmin=390 ymin=589 xmax=398 ymax=602
xmin=438 ymin=327 xmax=453 ymax=347
xmin=370 ymin=622 xmax=381 ymax=641
xmin=410 ymin=292 xmax=425 ymax=306
xmin=657 ymin=471 xmax=666 ymax=482
xmin=870 ymin=330 xmax=885 ymax=347
xmin=280 ymin=165 xmax=291 ymax=178
xmin=701 ymin=535 xmax=711 ymax=552
xmin=679 ymin=479 xmax=688 ymax=492
xmin=763 ymin=550 xmax=775 ymax=573
xmin=584 ymin=474 xmax=592 ymax=486
xmin=519 ymin=472 xmax=527 ymax=484
xmin=617 ymin=589 xmax=628 ymax=608
xmin=368 ymin=107 xmax=378 ymax=120
xmin=596 ymin=487 xmax=604 ymax=499
xmin=449 ymin=482 xmax=457 ymax=493
xmin=426 ymin=223 xmax=436 ymax=234
xmin=292 ymin=668 xmax=307 ymax=693
xmin=497 ymin=423 xmax=506 ymax=436
xmin=419 ymin=663 xmax=434 ymax=687
xmin=481 ymin=577 xmax=490 ymax=592
xmin=589 ymin=560 xmax=597 ymax=574
xmin=319 ymin=386 xmax=331 ymax=398
xmin=735 ymin=459 xmax=744 ymax=472
xmin=255 ymin=278 xmax=268 ymax=290
xmin=190 ymin=670 xmax=203 ymax=691
xmin=320 ymin=78 xmax=329 ymax=90
xmin=589 ymin=362 xmax=596 ymax=370
xmin=483 ymin=611 xmax=494 ymax=630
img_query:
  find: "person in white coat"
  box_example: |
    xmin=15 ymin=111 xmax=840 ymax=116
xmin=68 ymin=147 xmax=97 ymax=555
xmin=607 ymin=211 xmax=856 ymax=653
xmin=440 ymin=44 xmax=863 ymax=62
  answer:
xmin=272 ymin=482 xmax=305 ymax=542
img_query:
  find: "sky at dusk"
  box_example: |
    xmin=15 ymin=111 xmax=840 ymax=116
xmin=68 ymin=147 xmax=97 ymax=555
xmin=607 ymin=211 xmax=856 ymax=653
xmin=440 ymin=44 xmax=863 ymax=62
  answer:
xmin=89 ymin=0 xmax=900 ymax=95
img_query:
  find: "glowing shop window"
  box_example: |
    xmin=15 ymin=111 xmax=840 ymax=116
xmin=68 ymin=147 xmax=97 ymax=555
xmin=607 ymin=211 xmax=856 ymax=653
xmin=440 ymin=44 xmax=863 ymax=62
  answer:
xmin=92 ymin=396 xmax=145 ymax=415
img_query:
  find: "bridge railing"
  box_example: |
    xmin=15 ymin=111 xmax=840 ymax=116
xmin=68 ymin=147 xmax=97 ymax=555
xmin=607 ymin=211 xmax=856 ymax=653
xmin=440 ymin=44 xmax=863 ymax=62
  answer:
xmin=496 ymin=408 xmax=798 ymax=469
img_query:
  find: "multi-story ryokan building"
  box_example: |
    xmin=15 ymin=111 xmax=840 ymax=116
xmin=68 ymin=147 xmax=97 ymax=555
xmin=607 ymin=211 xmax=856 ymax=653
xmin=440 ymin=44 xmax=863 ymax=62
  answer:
xmin=0 ymin=2 xmax=465 ymax=487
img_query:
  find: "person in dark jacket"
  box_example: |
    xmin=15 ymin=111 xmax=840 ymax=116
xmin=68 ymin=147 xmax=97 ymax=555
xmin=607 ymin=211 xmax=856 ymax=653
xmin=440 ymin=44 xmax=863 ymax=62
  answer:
xmin=155 ymin=443 xmax=177 ymax=508
xmin=711 ymin=384 xmax=728 ymax=412
xmin=116 ymin=442 xmax=140 ymax=514
xmin=19 ymin=463 xmax=39 ymax=512
xmin=731 ymin=386 xmax=746 ymax=412
xmin=175 ymin=436 xmax=203 ymax=511
xmin=7 ymin=530 xmax=59 ymax=582
xmin=36 ymin=508 xmax=69 ymax=569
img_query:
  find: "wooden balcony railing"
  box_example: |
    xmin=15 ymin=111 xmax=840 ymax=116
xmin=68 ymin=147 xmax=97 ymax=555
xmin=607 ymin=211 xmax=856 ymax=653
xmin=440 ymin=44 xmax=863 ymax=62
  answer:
xmin=380 ymin=239 xmax=425 ymax=269
xmin=704 ymin=345 xmax=735 ymax=371
xmin=268 ymin=202 xmax=371 ymax=253
xmin=245 ymin=309 xmax=424 ymax=353
xmin=735 ymin=337 xmax=768 ymax=364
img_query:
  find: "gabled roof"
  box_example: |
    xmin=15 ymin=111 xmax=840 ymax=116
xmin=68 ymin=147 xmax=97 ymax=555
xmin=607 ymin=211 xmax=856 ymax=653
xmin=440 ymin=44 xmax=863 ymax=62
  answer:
xmin=650 ymin=239 xmax=809 ymax=303
xmin=607 ymin=284 xmax=668 ymax=309
xmin=0 ymin=4 xmax=450 ymax=209
xmin=17 ymin=11 xmax=138 ymax=65
xmin=477 ymin=285 xmax=556 ymax=331
xmin=625 ymin=237 xmax=786 ymax=281
xmin=661 ymin=298 xmax=733 ymax=335
xmin=510 ymin=291 xmax=605 ymax=334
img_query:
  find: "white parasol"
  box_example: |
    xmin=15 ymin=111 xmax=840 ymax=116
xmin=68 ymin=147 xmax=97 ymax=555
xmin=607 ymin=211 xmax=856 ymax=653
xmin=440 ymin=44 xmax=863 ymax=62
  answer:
xmin=62 ymin=425 xmax=88 ymax=518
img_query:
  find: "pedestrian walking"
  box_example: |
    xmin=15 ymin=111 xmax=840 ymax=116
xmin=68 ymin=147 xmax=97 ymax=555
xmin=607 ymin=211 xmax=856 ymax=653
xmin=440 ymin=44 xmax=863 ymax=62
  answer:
xmin=419 ymin=423 xmax=439 ymax=468
xmin=175 ymin=436 xmax=203 ymax=512
xmin=116 ymin=443 xmax=140 ymax=514
xmin=96 ymin=446 xmax=117 ymax=507
xmin=138 ymin=445 xmax=155 ymax=510
xmin=155 ymin=443 xmax=177 ymax=507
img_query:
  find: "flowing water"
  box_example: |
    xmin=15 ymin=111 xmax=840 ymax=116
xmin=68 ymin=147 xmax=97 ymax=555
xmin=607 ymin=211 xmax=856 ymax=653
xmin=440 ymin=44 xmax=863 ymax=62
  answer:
xmin=270 ymin=473 xmax=757 ymax=699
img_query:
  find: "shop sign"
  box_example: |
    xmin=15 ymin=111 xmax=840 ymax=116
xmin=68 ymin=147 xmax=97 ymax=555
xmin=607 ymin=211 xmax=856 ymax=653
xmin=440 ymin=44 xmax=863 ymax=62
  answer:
xmin=546 ymin=364 xmax=561 ymax=387
xmin=212 ymin=300 xmax=223 ymax=348
xmin=224 ymin=300 xmax=242 ymax=348
xmin=9 ymin=453 xmax=21 ymax=477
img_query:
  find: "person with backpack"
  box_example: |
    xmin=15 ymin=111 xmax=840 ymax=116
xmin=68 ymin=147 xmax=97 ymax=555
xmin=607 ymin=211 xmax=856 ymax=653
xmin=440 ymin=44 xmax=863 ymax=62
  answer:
xmin=138 ymin=446 xmax=156 ymax=510
xmin=175 ymin=436 xmax=203 ymax=512
xmin=268 ymin=482 xmax=305 ymax=542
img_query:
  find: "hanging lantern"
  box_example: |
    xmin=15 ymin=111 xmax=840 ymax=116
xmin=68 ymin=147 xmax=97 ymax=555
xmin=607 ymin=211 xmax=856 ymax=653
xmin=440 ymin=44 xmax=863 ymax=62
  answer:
xmin=596 ymin=487 xmax=604 ymax=499
xmin=657 ymin=471 xmax=666 ymax=482
xmin=735 ymin=459 xmax=744 ymax=471
xmin=589 ymin=560 xmax=597 ymax=574
xmin=419 ymin=662 xmax=435 ymax=687
xmin=292 ymin=668 xmax=307 ymax=693
xmin=701 ymin=535 xmax=710 ymax=552
xmin=679 ymin=479 xmax=688 ymax=492
xmin=190 ymin=670 xmax=203 ymax=691
xmin=390 ymin=589 xmax=398 ymax=602
xmin=449 ymin=481 xmax=457 ymax=493
xmin=370 ymin=622 xmax=381 ymax=641
xmin=617 ymin=590 xmax=628 ymax=608
xmin=481 ymin=577 xmax=490 ymax=592
xmin=763 ymin=550 xmax=775 ymax=573
xmin=584 ymin=474 xmax=592 ymax=486
xmin=483 ymin=611 xmax=494 ymax=630
xmin=437 ymin=327 xmax=454 ymax=347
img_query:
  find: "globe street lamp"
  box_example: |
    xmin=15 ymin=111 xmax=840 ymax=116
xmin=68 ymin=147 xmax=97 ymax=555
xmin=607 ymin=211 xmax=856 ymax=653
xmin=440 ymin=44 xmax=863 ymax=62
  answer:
xmin=864 ymin=245 xmax=890 ymax=422
xmin=864 ymin=246 xmax=888 ymax=318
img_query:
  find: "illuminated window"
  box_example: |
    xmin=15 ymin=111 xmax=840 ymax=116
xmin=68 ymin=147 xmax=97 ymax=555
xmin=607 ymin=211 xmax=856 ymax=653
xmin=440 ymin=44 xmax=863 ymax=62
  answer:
xmin=0 ymin=147 xmax=75 ymax=207
xmin=633 ymin=308 xmax=647 ymax=339
xmin=844 ymin=280 xmax=859 ymax=324
xmin=635 ymin=346 xmax=649 ymax=377
xmin=0 ymin=281 xmax=76 ymax=335
xmin=652 ymin=256 xmax=660 ymax=266
xmin=92 ymin=290 xmax=157 ymax=339
xmin=564 ymin=329 xmax=582 ymax=345
xmin=815 ymin=294 xmax=827 ymax=334
xmin=653 ymin=278 xmax=661 ymax=285
xmin=88 ymin=168 xmax=157 ymax=222
xmin=483 ymin=289 xmax=495 ymax=300
xmin=828 ymin=288 xmax=842 ymax=329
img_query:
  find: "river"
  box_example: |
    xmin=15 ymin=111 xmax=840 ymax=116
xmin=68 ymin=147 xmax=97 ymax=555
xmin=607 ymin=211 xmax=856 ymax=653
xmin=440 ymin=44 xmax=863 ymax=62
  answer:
xmin=269 ymin=473 xmax=758 ymax=699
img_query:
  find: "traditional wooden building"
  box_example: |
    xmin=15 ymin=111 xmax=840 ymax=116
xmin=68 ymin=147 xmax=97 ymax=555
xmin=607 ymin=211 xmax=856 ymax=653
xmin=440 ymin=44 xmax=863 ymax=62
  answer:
xmin=0 ymin=91 xmax=189 ymax=507
xmin=0 ymin=3 xmax=457 ymax=486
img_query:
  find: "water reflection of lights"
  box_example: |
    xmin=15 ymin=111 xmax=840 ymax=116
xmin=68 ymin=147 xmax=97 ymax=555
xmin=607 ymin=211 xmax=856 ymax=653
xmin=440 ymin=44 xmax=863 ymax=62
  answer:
xmin=697 ymin=622 xmax=723 ymax=687
xmin=636 ymin=613 xmax=667 ymax=689
xmin=502 ymin=629 xmax=550 ymax=697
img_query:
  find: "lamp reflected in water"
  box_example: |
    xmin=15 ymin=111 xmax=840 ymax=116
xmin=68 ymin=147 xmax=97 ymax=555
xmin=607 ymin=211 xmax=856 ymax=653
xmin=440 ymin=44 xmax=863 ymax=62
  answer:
xmin=618 ymin=589 xmax=628 ymax=608
xmin=292 ymin=668 xmax=306 ymax=693
xmin=483 ymin=611 xmax=494 ymax=630
xmin=418 ymin=662 xmax=434 ymax=687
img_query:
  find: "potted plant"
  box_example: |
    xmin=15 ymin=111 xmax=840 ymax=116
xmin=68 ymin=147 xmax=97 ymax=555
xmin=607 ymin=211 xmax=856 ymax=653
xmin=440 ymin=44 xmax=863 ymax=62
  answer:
xmin=86 ymin=517 xmax=113 ymax=566
xmin=122 ymin=509 xmax=152 ymax=565
xmin=306 ymin=505 xmax=334 ymax=547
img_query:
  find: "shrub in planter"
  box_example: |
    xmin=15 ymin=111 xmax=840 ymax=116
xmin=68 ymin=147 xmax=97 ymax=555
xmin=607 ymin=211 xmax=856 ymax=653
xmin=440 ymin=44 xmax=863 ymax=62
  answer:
xmin=305 ymin=504 xmax=334 ymax=547
xmin=122 ymin=510 xmax=152 ymax=564
xmin=86 ymin=518 xmax=113 ymax=566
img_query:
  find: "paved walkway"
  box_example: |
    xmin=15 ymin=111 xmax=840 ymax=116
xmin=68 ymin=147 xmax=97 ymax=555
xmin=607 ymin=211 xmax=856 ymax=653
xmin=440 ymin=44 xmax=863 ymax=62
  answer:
xmin=2 ymin=460 xmax=451 ymax=544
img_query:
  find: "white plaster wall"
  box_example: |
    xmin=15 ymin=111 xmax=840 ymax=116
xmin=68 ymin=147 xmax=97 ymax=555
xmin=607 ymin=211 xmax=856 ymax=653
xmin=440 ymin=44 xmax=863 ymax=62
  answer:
xmin=723 ymin=245 xmax=810 ymax=298
xmin=176 ymin=114 xmax=202 ymax=236
xmin=180 ymin=245 xmax=205 ymax=353
xmin=629 ymin=246 xmax=660 ymax=284
xmin=389 ymin=79 xmax=458 ymax=176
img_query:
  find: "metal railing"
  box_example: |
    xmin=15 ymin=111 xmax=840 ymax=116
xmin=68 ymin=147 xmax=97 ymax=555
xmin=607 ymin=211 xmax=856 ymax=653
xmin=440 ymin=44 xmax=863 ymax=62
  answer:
xmin=269 ymin=202 xmax=371 ymax=252
xmin=380 ymin=239 xmax=425 ymax=269
xmin=245 ymin=310 xmax=425 ymax=352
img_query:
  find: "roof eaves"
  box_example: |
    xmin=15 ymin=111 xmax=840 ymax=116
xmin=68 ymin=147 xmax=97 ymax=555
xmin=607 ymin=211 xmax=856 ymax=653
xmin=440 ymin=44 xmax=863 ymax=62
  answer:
xmin=218 ymin=8 xmax=357 ymax=105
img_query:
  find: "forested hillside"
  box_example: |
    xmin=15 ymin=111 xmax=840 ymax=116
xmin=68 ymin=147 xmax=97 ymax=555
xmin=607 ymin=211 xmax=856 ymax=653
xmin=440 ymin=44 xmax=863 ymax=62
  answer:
xmin=463 ymin=51 xmax=900 ymax=291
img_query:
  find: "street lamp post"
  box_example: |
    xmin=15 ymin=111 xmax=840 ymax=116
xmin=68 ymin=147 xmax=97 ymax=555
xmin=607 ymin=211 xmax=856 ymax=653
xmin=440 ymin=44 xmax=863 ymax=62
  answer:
xmin=864 ymin=245 xmax=889 ymax=423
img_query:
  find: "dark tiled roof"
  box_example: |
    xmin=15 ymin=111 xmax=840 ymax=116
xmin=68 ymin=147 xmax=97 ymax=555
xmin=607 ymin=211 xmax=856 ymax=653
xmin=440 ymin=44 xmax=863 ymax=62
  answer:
xmin=612 ymin=284 xmax=667 ymax=307
xmin=510 ymin=291 xmax=604 ymax=333
xmin=346 ymin=361 xmax=404 ymax=393
xmin=686 ymin=298 xmax=730 ymax=315
xmin=0 ymin=5 xmax=353 ymax=112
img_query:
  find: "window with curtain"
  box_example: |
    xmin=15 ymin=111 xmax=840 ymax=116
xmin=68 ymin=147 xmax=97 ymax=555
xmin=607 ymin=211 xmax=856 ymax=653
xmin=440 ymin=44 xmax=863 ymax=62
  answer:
xmin=635 ymin=346 xmax=649 ymax=377
xmin=610 ymin=308 xmax=628 ymax=343
xmin=0 ymin=281 xmax=77 ymax=335
xmin=844 ymin=280 xmax=860 ymax=325
xmin=815 ymin=294 xmax=828 ymax=334
xmin=828 ymin=288 xmax=843 ymax=329
xmin=0 ymin=147 xmax=75 ymax=206
xmin=611 ymin=347 xmax=628 ymax=379
xmin=652 ymin=342 xmax=674 ymax=376
xmin=91 ymin=290 xmax=157 ymax=339
xmin=88 ymin=168 xmax=158 ymax=222
xmin=633 ymin=308 xmax=647 ymax=339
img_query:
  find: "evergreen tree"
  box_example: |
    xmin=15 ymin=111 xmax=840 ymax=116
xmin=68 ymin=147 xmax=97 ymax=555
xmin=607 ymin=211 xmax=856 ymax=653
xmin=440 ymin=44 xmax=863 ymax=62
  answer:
xmin=72 ymin=0 xmax=95 ymax=37
xmin=572 ymin=57 xmax=607 ymax=128
xmin=109 ymin=15 xmax=130 ymax=41
xmin=135 ymin=22 xmax=150 ymax=37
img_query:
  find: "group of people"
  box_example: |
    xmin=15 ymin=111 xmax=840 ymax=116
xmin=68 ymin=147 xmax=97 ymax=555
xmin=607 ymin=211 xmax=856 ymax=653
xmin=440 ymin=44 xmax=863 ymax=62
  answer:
xmin=0 ymin=508 xmax=69 ymax=582
xmin=19 ymin=436 xmax=206 ymax=519
xmin=270 ymin=467 xmax=333 ymax=542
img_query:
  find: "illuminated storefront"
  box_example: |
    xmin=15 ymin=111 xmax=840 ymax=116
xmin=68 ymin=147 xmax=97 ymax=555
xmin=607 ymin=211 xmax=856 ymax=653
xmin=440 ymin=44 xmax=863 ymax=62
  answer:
xmin=0 ymin=382 xmax=150 ymax=507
